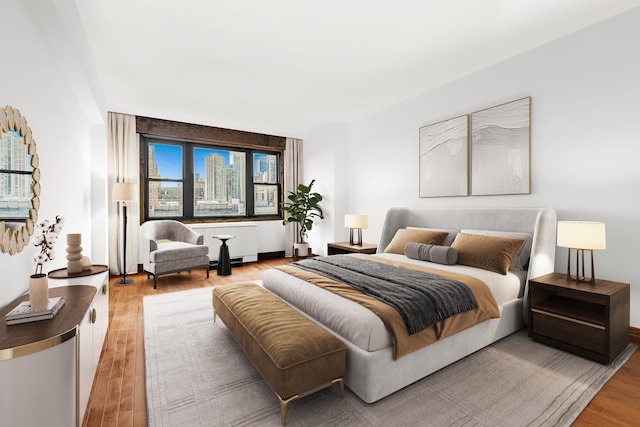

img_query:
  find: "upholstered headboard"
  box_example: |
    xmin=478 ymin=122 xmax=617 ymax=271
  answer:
xmin=378 ymin=207 xmax=557 ymax=323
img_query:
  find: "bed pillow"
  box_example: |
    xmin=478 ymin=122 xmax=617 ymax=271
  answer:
xmin=460 ymin=229 xmax=533 ymax=271
xmin=404 ymin=242 xmax=458 ymax=265
xmin=383 ymin=229 xmax=449 ymax=254
xmin=406 ymin=227 xmax=458 ymax=246
xmin=451 ymin=233 xmax=525 ymax=275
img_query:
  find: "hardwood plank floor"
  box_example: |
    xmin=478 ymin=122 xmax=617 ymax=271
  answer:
xmin=83 ymin=259 xmax=640 ymax=426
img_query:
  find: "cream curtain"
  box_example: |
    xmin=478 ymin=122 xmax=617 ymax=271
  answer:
xmin=108 ymin=112 xmax=140 ymax=275
xmin=284 ymin=138 xmax=303 ymax=257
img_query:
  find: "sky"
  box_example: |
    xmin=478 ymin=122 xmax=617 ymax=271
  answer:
xmin=152 ymin=142 xmax=267 ymax=179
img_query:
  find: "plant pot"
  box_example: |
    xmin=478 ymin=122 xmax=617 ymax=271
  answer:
xmin=29 ymin=273 xmax=49 ymax=311
xmin=294 ymin=242 xmax=310 ymax=258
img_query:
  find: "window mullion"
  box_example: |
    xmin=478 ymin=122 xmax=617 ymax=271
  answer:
xmin=184 ymin=146 xmax=194 ymax=218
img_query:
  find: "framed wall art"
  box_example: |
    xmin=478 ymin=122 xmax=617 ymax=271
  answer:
xmin=419 ymin=115 xmax=468 ymax=198
xmin=470 ymin=97 xmax=531 ymax=196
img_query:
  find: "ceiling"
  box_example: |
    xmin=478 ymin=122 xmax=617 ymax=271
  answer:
xmin=75 ymin=0 xmax=640 ymax=136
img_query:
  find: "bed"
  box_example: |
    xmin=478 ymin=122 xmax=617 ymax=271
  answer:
xmin=263 ymin=207 xmax=557 ymax=403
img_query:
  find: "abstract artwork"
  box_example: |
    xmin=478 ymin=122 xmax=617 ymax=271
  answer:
xmin=470 ymin=97 xmax=531 ymax=195
xmin=419 ymin=115 xmax=468 ymax=197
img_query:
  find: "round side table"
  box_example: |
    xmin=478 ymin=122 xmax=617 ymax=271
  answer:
xmin=212 ymin=234 xmax=235 ymax=276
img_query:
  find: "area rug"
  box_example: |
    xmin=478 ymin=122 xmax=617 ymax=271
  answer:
xmin=144 ymin=286 xmax=636 ymax=427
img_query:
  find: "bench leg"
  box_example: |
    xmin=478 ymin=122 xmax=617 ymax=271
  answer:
xmin=333 ymin=378 xmax=345 ymax=398
xmin=278 ymin=394 xmax=298 ymax=426
xmin=277 ymin=378 xmax=344 ymax=425
xmin=213 ymin=308 xmax=217 ymax=322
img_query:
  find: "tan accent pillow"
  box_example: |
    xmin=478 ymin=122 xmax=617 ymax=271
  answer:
xmin=383 ymin=229 xmax=448 ymax=254
xmin=451 ymin=233 xmax=525 ymax=275
xmin=461 ymin=229 xmax=533 ymax=271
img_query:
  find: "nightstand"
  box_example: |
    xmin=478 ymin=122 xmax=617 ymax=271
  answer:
xmin=528 ymin=272 xmax=630 ymax=364
xmin=327 ymin=242 xmax=377 ymax=255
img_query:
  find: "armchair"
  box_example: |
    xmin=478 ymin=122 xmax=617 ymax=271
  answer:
xmin=141 ymin=220 xmax=210 ymax=289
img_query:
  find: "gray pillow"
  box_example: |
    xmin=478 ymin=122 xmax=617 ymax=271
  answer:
xmin=404 ymin=242 xmax=458 ymax=265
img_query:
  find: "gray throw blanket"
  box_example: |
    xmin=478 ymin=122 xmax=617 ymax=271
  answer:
xmin=293 ymin=255 xmax=478 ymax=334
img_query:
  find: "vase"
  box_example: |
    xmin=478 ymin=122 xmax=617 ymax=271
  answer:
xmin=29 ymin=273 xmax=49 ymax=311
xmin=66 ymin=233 xmax=83 ymax=273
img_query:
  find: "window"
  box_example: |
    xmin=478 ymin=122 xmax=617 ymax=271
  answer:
xmin=147 ymin=142 xmax=184 ymax=218
xmin=253 ymin=153 xmax=279 ymax=216
xmin=143 ymin=138 xmax=281 ymax=221
xmin=193 ymin=146 xmax=246 ymax=217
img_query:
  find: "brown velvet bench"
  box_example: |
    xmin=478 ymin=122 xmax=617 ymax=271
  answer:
xmin=212 ymin=282 xmax=346 ymax=425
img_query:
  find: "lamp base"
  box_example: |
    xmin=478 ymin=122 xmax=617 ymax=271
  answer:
xmin=115 ymin=277 xmax=133 ymax=286
xmin=349 ymin=228 xmax=363 ymax=246
xmin=566 ymin=248 xmax=596 ymax=284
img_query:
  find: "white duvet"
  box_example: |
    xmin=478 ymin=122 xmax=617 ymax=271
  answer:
xmin=262 ymin=253 xmax=523 ymax=353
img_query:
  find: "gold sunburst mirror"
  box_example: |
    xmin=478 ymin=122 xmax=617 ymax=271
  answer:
xmin=0 ymin=106 xmax=40 ymax=255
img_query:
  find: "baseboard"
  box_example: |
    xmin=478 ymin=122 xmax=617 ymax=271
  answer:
xmin=258 ymin=251 xmax=285 ymax=260
xmin=630 ymin=326 xmax=640 ymax=345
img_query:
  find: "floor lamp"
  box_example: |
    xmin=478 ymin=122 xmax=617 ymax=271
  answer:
xmin=112 ymin=182 xmax=137 ymax=285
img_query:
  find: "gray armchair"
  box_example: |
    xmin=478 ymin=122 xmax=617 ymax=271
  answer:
xmin=141 ymin=220 xmax=210 ymax=289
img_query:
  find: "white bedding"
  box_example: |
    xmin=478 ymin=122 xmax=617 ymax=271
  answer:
xmin=377 ymin=253 xmax=525 ymax=305
xmin=263 ymin=207 xmax=557 ymax=403
xmin=263 ymin=253 xmax=522 ymax=353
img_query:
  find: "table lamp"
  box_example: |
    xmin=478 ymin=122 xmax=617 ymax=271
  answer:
xmin=556 ymin=221 xmax=606 ymax=284
xmin=344 ymin=214 xmax=368 ymax=246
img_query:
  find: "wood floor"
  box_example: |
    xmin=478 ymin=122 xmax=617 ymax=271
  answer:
xmin=83 ymin=259 xmax=640 ymax=427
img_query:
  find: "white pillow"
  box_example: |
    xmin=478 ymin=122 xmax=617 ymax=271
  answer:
xmin=460 ymin=229 xmax=533 ymax=271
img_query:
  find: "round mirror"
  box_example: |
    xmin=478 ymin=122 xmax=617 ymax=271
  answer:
xmin=0 ymin=106 xmax=40 ymax=255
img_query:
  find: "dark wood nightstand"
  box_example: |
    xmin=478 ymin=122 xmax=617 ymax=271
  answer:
xmin=327 ymin=242 xmax=377 ymax=255
xmin=528 ymin=272 xmax=630 ymax=364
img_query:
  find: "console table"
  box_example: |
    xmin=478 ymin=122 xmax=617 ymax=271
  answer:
xmin=0 ymin=285 xmax=96 ymax=427
xmin=48 ymin=265 xmax=110 ymax=425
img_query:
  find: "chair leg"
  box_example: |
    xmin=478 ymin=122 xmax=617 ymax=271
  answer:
xmin=154 ymin=276 xmax=157 ymax=290
xmin=206 ymin=267 xmax=209 ymax=279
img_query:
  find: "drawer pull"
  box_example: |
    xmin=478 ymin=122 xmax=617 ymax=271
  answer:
xmin=102 ymin=284 xmax=107 ymax=295
xmin=90 ymin=308 xmax=97 ymax=324
xmin=531 ymin=308 xmax=605 ymax=330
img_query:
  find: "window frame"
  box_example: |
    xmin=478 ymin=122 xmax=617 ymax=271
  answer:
xmin=142 ymin=136 xmax=283 ymax=222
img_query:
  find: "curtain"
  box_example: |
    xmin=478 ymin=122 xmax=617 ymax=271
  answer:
xmin=284 ymin=138 xmax=303 ymax=257
xmin=108 ymin=112 xmax=140 ymax=275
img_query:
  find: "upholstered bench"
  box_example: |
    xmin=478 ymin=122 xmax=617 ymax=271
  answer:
xmin=212 ymin=282 xmax=346 ymax=425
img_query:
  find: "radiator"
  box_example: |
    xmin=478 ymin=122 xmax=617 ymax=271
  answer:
xmin=189 ymin=222 xmax=258 ymax=264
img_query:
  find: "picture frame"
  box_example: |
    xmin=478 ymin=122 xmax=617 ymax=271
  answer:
xmin=470 ymin=97 xmax=531 ymax=196
xmin=419 ymin=115 xmax=469 ymax=198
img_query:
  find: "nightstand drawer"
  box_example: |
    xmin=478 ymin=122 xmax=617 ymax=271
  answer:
xmin=531 ymin=310 xmax=606 ymax=354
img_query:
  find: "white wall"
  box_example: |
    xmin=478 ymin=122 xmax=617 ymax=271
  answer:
xmin=303 ymin=122 xmax=350 ymax=256
xmin=307 ymin=7 xmax=640 ymax=326
xmin=0 ymin=0 xmax=107 ymax=308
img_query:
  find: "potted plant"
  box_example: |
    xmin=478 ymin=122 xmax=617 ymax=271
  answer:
xmin=282 ymin=179 xmax=324 ymax=256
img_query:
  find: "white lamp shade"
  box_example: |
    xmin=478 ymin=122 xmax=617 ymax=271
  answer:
xmin=112 ymin=182 xmax=137 ymax=202
xmin=557 ymin=221 xmax=606 ymax=250
xmin=344 ymin=214 xmax=368 ymax=229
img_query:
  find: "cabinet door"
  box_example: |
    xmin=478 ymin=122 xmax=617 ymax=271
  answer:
xmin=0 ymin=338 xmax=77 ymax=427
xmin=94 ymin=277 xmax=109 ymax=354
xmin=78 ymin=302 xmax=94 ymax=424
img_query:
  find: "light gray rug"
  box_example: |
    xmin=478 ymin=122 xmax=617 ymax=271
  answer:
xmin=144 ymin=286 xmax=636 ymax=427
